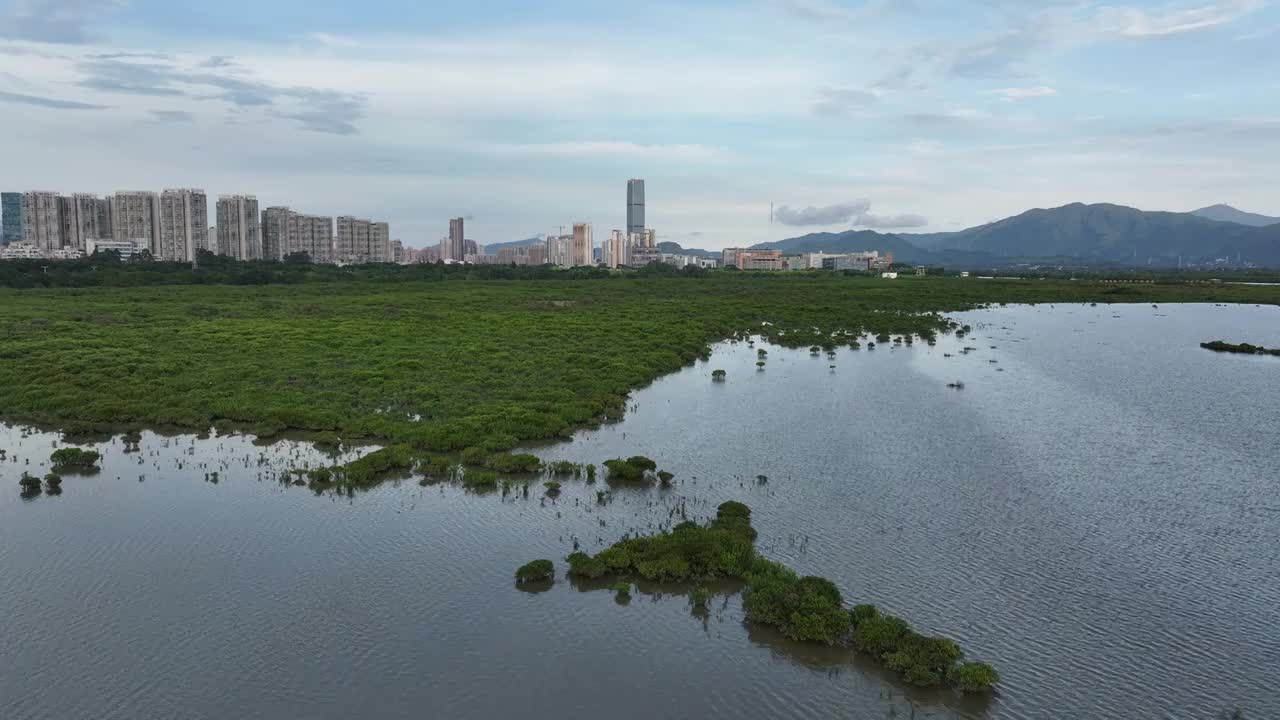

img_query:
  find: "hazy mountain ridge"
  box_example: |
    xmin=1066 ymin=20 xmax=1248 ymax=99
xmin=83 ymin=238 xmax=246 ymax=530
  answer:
xmin=1190 ymin=204 xmax=1279 ymax=227
xmin=765 ymin=203 xmax=1280 ymax=268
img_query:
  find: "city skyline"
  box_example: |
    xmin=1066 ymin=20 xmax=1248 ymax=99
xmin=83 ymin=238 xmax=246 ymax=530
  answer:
xmin=1 ymin=1 xmax=1277 ymax=250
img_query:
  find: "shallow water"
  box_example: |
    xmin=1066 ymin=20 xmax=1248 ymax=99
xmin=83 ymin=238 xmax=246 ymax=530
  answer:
xmin=2 ymin=303 xmax=1278 ymax=720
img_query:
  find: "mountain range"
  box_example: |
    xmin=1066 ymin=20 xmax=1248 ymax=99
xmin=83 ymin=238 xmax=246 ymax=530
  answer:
xmin=492 ymin=203 xmax=1279 ymax=268
xmin=759 ymin=203 xmax=1279 ymax=269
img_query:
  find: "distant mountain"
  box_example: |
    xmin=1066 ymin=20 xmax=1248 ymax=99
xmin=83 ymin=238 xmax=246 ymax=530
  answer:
xmin=897 ymin=231 xmax=960 ymax=250
xmin=482 ymin=237 xmax=543 ymax=253
xmin=1190 ymin=204 xmax=1279 ymax=227
xmin=932 ymin=203 xmax=1279 ymax=266
xmin=657 ymin=241 xmax=715 ymax=257
xmin=758 ymin=202 xmax=1280 ymax=268
xmin=749 ymin=229 xmax=939 ymax=264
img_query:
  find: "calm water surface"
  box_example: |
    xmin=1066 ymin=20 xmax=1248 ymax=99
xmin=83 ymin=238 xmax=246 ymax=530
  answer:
xmin=2 ymin=303 xmax=1278 ymax=720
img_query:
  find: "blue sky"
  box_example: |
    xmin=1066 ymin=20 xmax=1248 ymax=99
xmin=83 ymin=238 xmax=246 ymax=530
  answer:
xmin=1 ymin=0 xmax=1278 ymax=249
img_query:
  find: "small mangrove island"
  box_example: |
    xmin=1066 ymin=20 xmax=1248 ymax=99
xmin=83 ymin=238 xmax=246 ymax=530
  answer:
xmin=1200 ymin=340 xmax=1280 ymax=357
xmin=564 ymin=501 xmax=999 ymax=694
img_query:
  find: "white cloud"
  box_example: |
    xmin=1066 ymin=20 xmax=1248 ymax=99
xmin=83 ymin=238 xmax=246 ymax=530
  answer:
xmin=774 ymin=200 xmax=928 ymax=228
xmin=1093 ymin=0 xmax=1263 ymax=37
xmin=991 ymin=86 xmax=1057 ymax=100
xmin=483 ymin=141 xmax=724 ymax=161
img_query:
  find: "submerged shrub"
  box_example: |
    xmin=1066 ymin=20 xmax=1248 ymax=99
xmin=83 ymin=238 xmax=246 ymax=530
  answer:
xmin=462 ymin=469 xmax=498 ymax=491
xmin=603 ymin=456 xmax=657 ymax=484
xmin=515 ymin=559 xmax=555 ymax=584
xmin=951 ymin=662 xmax=1001 ymax=693
xmin=49 ymin=448 xmax=100 ymax=469
xmin=312 ymin=431 xmax=341 ymax=450
xmin=332 ymin=445 xmax=414 ymax=488
xmin=486 ymin=453 xmax=541 ymax=473
xmin=460 ymin=447 xmax=489 ymax=466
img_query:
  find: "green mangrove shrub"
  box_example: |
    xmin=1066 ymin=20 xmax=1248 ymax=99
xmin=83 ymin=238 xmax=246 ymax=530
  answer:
xmin=486 ymin=453 xmax=542 ymax=473
xmin=515 ymin=559 xmax=555 ymax=584
xmin=49 ymin=448 xmax=100 ymax=470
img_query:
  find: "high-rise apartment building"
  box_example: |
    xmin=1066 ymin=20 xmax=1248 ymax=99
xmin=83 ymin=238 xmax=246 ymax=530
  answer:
xmin=370 ymin=222 xmax=390 ymax=262
xmin=261 ymin=206 xmax=293 ymax=261
xmin=1 ymin=192 xmax=22 ymax=245
xmin=336 ymin=216 xmax=376 ymax=264
xmin=545 ymin=234 xmax=572 ymax=267
xmin=447 ymin=217 xmax=466 ymax=261
xmin=627 ymin=179 xmax=645 ymax=236
xmin=156 ymin=188 xmax=208 ymax=262
xmin=57 ymin=193 xmax=106 ymax=250
xmin=112 ymin=191 xmax=160 ymax=252
xmin=295 ymin=214 xmax=334 ymax=262
xmin=604 ymin=229 xmax=631 ymax=269
xmin=572 ymin=222 xmax=594 ymax=267
xmin=262 ymin=206 xmax=333 ymax=262
xmin=95 ymin=197 xmax=112 ymax=243
xmin=21 ymin=192 xmax=62 ymax=251
xmin=216 ymin=195 xmax=261 ymax=260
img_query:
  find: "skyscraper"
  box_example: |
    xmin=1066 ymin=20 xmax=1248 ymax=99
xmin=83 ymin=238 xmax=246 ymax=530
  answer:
xmin=157 ymin=188 xmax=208 ymax=262
xmin=627 ymin=179 xmax=645 ymax=236
xmin=21 ymin=192 xmax=62 ymax=251
xmin=57 ymin=194 xmax=105 ymax=250
xmin=447 ymin=217 xmax=465 ymax=261
xmin=298 ymin=214 xmax=334 ymax=263
xmin=216 ymin=195 xmax=261 ymax=260
xmin=572 ymin=222 xmax=593 ymax=267
xmin=336 ymin=216 xmax=376 ymax=263
xmin=262 ymin=207 xmax=333 ymax=262
xmin=261 ymin=206 xmax=294 ymax=261
xmin=1 ymin=192 xmax=22 ymax=246
xmin=112 ymin=191 xmax=160 ymax=252
xmin=371 ymin=222 xmax=390 ymax=262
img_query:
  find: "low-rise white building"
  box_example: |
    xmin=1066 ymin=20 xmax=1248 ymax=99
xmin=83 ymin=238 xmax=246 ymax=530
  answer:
xmin=0 ymin=242 xmax=44 ymax=260
xmin=87 ymin=238 xmax=147 ymax=259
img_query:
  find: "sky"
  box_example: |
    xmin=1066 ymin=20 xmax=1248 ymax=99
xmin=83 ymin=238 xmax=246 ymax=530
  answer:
xmin=1 ymin=0 xmax=1278 ymax=249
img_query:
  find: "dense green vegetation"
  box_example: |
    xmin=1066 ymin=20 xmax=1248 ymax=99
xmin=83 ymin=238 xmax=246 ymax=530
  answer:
xmin=486 ymin=453 xmax=542 ymax=473
xmin=602 ymin=456 xmax=659 ymax=484
xmin=566 ymin=501 xmax=998 ymax=693
xmin=515 ymin=559 xmax=554 ymax=584
xmin=1201 ymin=340 xmax=1280 ymax=357
xmin=1 ymin=275 xmax=1275 ymax=447
xmin=49 ymin=448 xmax=101 ymax=470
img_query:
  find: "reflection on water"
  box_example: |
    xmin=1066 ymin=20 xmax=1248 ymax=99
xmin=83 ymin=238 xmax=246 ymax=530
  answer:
xmin=2 ymin=303 xmax=1279 ymax=720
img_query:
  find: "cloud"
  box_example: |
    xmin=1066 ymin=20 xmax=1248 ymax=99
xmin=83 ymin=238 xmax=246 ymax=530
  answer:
xmin=72 ymin=56 xmax=367 ymax=133
xmin=772 ymin=0 xmax=855 ymax=20
xmin=310 ymin=32 xmax=360 ymax=48
xmin=774 ymin=200 xmax=928 ymax=228
xmin=904 ymin=108 xmax=990 ymax=126
xmin=486 ymin=141 xmax=722 ymax=161
xmin=991 ymin=85 xmax=1057 ymax=99
xmin=0 ymin=0 xmax=124 ymax=44
xmin=811 ymin=86 xmax=881 ymax=115
xmin=1093 ymin=0 xmax=1262 ymax=37
xmin=150 ymin=109 xmax=193 ymax=122
xmin=0 ymin=88 xmax=106 ymax=109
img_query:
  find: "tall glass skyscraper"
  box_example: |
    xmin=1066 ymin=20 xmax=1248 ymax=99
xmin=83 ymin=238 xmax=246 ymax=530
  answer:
xmin=2 ymin=192 xmax=22 ymax=246
xmin=626 ymin=179 xmax=645 ymax=236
